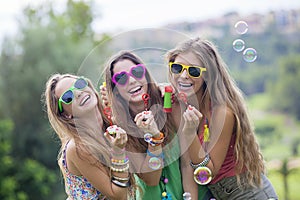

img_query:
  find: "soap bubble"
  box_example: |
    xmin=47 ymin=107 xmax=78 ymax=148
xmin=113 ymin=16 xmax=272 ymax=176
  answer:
xmin=235 ymin=21 xmax=248 ymax=35
xmin=232 ymin=39 xmax=245 ymax=52
xmin=243 ymin=48 xmax=257 ymax=62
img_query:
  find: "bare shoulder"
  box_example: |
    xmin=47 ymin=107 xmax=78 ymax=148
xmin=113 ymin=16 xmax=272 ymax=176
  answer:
xmin=66 ymin=139 xmax=77 ymax=158
xmin=212 ymin=106 xmax=235 ymax=133
xmin=213 ymin=105 xmax=234 ymax=120
xmin=65 ymin=139 xmax=85 ymax=175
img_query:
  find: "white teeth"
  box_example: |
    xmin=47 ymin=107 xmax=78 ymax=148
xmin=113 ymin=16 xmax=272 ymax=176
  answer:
xmin=179 ymin=83 xmax=192 ymax=87
xmin=80 ymin=95 xmax=90 ymax=106
xmin=129 ymin=86 xmax=142 ymax=94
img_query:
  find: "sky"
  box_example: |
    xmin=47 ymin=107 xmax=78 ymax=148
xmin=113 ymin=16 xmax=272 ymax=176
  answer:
xmin=0 ymin=0 xmax=300 ymax=41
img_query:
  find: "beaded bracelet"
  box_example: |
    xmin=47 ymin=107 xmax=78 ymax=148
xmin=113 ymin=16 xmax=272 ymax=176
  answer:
xmin=111 ymin=177 xmax=131 ymax=188
xmin=110 ymin=163 xmax=129 ymax=172
xmin=111 ymin=156 xmax=129 ymax=166
xmin=190 ymin=154 xmax=210 ymax=170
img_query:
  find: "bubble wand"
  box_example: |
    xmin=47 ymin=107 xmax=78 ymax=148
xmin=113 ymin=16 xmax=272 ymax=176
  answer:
xmin=102 ymin=82 xmax=118 ymax=135
xmin=178 ymin=92 xmax=192 ymax=110
xmin=163 ymin=86 xmax=172 ymax=113
xmin=142 ymin=93 xmax=151 ymax=120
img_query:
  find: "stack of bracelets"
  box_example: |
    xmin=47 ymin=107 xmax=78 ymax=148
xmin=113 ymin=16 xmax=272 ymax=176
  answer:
xmin=110 ymin=148 xmax=131 ymax=188
xmin=190 ymin=154 xmax=212 ymax=185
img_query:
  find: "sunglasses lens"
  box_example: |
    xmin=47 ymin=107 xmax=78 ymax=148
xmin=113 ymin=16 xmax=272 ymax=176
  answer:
xmin=189 ymin=67 xmax=201 ymax=77
xmin=74 ymin=78 xmax=88 ymax=89
xmin=61 ymin=90 xmax=74 ymax=104
xmin=170 ymin=63 xmax=183 ymax=74
xmin=114 ymin=72 xmax=128 ymax=85
xmin=131 ymin=65 xmax=145 ymax=79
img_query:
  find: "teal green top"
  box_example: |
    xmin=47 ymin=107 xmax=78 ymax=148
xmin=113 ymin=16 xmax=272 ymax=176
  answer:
xmin=198 ymin=185 xmax=211 ymax=200
xmin=135 ymin=135 xmax=211 ymax=200
xmin=135 ymin=160 xmax=183 ymax=200
xmin=135 ymin=135 xmax=183 ymax=200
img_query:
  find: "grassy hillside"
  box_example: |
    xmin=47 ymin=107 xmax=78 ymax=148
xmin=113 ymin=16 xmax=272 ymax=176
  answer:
xmin=247 ymin=93 xmax=300 ymax=199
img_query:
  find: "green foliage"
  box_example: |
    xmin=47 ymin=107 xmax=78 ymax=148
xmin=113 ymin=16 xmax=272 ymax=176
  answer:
xmin=269 ymin=55 xmax=300 ymax=120
xmin=0 ymin=0 xmax=105 ymax=198
xmin=0 ymin=119 xmax=57 ymax=200
xmin=268 ymin=165 xmax=300 ymax=200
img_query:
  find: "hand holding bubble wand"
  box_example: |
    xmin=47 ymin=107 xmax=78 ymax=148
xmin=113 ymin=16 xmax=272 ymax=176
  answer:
xmin=178 ymin=92 xmax=210 ymax=142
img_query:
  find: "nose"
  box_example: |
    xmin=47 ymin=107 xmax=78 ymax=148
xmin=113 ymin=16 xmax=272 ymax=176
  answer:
xmin=180 ymin=69 xmax=189 ymax=78
xmin=74 ymin=89 xmax=83 ymax=98
xmin=127 ymin=75 xmax=137 ymax=85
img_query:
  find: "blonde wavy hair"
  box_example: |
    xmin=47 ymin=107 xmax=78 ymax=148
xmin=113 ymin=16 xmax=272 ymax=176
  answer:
xmin=43 ymin=73 xmax=111 ymax=168
xmin=166 ymin=37 xmax=265 ymax=187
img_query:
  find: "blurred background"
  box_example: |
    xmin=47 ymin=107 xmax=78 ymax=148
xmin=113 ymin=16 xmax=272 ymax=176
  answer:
xmin=0 ymin=0 xmax=299 ymax=199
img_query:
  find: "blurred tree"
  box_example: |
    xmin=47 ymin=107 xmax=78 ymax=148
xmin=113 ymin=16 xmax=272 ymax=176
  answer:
xmin=0 ymin=0 xmax=107 ymax=198
xmin=0 ymin=0 xmax=96 ymax=169
xmin=270 ymin=55 xmax=300 ymax=119
xmin=0 ymin=119 xmax=56 ymax=200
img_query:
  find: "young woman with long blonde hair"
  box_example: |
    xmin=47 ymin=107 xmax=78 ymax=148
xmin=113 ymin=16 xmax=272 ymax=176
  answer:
xmin=43 ymin=73 xmax=136 ymax=199
xmin=166 ymin=37 xmax=278 ymax=199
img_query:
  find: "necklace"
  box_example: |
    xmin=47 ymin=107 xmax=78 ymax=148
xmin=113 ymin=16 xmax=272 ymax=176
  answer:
xmin=161 ymin=170 xmax=172 ymax=199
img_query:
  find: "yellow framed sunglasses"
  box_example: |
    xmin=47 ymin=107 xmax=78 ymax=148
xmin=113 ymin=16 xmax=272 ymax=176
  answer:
xmin=169 ymin=62 xmax=206 ymax=78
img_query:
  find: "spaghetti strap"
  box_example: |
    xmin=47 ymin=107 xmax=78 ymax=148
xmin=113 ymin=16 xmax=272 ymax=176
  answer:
xmin=62 ymin=140 xmax=70 ymax=172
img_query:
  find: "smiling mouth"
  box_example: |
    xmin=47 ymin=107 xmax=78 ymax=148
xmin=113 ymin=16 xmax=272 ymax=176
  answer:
xmin=80 ymin=95 xmax=90 ymax=106
xmin=128 ymin=86 xmax=142 ymax=94
xmin=179 ymin=82 xmax=193 ymax=88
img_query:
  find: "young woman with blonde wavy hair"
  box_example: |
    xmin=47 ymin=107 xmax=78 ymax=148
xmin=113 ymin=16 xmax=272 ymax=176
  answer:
xmin=166 ymin=37 xmax=278 ymax=199
xmin=43 ymin=73 xmax=136 ymax=199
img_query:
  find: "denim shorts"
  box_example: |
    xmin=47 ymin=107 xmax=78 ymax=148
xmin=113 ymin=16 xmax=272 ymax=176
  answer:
xmin=207 ymin=174 xmax=278 ymax=200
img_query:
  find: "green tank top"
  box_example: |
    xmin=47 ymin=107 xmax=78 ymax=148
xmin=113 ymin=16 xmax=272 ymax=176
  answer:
xmin=134 ymin=159 xmax=183 ymax=199
xmin=134 ymin=135 xmax=210 ymax=200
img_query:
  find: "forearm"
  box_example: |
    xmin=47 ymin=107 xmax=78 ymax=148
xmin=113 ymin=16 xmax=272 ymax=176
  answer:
xmin=188 ymin=135 xmax=206 ymax=164
xmin=181 ymin=153 xmax=198 ymax=199
xmin=138 ymin=144 xmax=163 ymax=186
xmin=109 ymin=148 xmax=130 ymax=199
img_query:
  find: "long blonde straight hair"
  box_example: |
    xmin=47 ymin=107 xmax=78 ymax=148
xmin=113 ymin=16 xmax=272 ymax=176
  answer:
xmin=166 ymin=37 xmax=265 ymax=187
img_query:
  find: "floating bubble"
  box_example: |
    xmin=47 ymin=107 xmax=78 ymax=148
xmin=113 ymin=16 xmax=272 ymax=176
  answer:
xmin=234 ymin=21 xmax=248 ymax=35
xmin=183 ymin=192 xmax=192 ymax=200
xmin=232 ymin=39 xmax=245 ymax=52
xmin=243 ymin=48 xmax=257 ymax=62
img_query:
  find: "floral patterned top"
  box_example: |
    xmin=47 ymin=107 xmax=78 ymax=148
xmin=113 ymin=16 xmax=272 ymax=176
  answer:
xmin=62 ymin=141 xmax=107 ymax=200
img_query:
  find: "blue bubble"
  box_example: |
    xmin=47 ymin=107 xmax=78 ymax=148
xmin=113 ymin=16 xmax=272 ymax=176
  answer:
xmin=234 ymin=21 xmax=248 ymax=35
xmin=232 ymin=39 xmax=245 ymax=52
xmin=243 ymin=48 xmax=257 ymax=62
